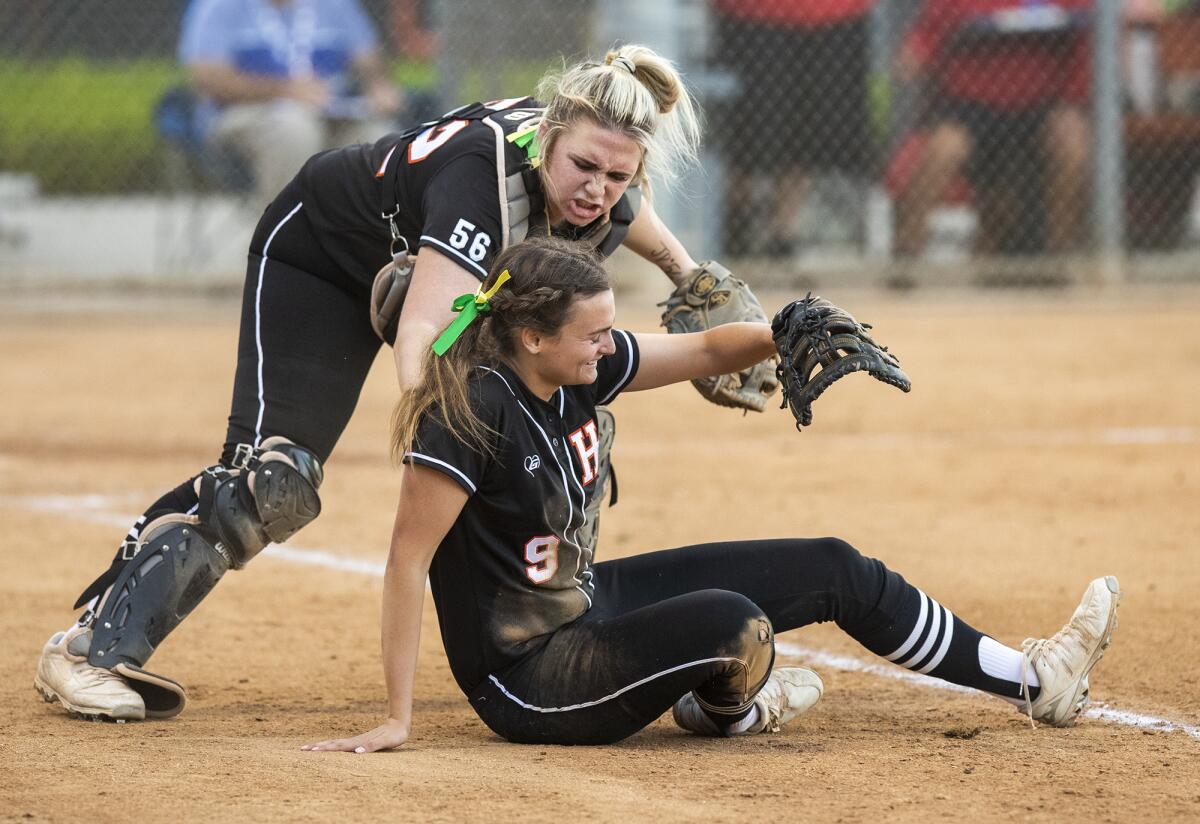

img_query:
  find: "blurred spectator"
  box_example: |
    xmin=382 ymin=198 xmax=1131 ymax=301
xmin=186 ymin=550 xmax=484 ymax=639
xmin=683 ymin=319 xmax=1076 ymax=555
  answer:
xmin=1123 ymin=0 xmax=1200 ymax=249
xmin=891 ymin=0 xmax=1092 ymax=267
xmin=179 ymin=0 xmax=403 ymax=205
xmin=711 ymin=0 xmax=874 ymax=259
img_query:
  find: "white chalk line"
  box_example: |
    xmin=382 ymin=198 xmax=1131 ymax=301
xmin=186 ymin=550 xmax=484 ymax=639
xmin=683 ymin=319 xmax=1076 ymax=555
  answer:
xmin=6 ymin=492 xmax=1198 ymax=741
xmin=263 ymin=543 xmax=386 ymax=577
xmin=775 ymin=642 xmax=1200 ymax=739
xmin=5 ymin=493 xmax=387 ymax=576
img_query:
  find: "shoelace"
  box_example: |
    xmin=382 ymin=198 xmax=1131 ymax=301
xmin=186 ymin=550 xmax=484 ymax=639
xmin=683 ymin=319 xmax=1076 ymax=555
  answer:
xmin=75 ymin=664 xmax=130 ymax=690
xmin=1020 ymin=617 xmax=1094 ymax=728
xmin=1019 ymin=638 xmax=1043 ymax=729
xmin=757 ymin=681 xmax=784 ymax=733
xmin=758 ymin=703 xmax=782 ymax=733
xmin=65 ymin=647 xmax=132 ymax=692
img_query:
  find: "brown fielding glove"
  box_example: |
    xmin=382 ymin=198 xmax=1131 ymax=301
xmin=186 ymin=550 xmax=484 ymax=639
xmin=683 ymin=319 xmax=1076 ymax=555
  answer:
xmin=660 ymin=261 xmax=779 ymax=412
xmin=772 ymin=294 xmax=911 ymax=429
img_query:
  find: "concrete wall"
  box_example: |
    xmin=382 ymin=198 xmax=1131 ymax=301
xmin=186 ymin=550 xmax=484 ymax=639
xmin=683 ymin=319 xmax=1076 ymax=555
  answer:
xmin=0 ymin=187 xmax=253 ymax=286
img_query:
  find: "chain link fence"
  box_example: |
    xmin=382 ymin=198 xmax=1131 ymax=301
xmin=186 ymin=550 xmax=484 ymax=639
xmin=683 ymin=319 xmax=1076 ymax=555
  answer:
xmin=2 ymin=0 xmax=1199 ymax=285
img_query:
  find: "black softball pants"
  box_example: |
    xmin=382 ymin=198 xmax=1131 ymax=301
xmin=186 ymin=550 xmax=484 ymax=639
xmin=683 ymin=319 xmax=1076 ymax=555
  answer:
xmin=467 ymin=537 xmax=907 ymax=745
xmin=76 ymin=189 xmax=381 ymax=608
xmin=221 ymin=193 xmax=383 ymax=464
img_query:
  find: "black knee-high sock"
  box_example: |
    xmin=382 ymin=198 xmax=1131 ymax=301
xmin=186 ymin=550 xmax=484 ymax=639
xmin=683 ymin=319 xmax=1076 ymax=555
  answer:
xmin=850 ymin=572 xmax=1038 ymax=702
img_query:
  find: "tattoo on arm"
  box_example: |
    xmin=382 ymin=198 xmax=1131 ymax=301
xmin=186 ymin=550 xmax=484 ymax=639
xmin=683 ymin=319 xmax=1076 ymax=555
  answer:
xmin=648 ymin=245 xmax=684 ymax=281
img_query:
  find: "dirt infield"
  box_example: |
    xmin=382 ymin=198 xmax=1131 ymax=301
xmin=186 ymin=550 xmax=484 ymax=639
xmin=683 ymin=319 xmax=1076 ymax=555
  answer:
xmin=3 ymin=287 xmax=1199 ymax=823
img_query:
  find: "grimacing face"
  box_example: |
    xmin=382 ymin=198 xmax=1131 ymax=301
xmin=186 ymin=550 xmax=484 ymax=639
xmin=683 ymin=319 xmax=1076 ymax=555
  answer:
xmin=541 ymin=119 xmax=643 ymax=227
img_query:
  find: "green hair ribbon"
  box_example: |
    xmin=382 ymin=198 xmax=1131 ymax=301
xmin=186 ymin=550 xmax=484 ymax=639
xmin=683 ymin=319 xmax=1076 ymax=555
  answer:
xmin=431 ymin=268 xmax=512 ymax=356
xmin=506 ymin=122 xmax=541 ymax=168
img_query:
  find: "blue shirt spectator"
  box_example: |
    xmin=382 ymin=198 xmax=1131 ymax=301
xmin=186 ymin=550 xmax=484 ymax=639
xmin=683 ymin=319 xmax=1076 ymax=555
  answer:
xmin=180 ymin=0 xmax=378 ymax=109
xmin=178 ymin=0 xmax=401 ymax=204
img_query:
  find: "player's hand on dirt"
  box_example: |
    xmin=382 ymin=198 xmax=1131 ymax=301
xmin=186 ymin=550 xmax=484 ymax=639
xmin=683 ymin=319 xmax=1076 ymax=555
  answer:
xmin=301 ymin=718 xmax=409 ymax=753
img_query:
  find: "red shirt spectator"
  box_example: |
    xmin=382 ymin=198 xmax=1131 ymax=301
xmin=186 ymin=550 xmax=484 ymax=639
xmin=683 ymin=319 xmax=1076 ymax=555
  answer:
xmin=901 ymin=0 xmax=1092 ymax=109
xmin=712 ymin=0 xmax=869 ymax=27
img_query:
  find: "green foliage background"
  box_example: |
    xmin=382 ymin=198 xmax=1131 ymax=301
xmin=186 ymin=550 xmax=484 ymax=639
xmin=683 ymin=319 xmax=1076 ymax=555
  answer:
xmin=0 ymin=59 xmax=178 ymax=194
xmin=0 ymin=59 xmax=436 ymax=195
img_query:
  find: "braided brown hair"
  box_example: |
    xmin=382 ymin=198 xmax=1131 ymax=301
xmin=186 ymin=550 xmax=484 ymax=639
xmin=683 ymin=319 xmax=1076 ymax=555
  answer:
xmin=390 ymin=236 xmax=611 ymax=464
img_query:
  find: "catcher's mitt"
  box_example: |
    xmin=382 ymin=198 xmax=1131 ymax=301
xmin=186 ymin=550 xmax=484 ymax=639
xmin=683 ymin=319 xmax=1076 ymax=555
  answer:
xmin=660 ymin=261 xmax=779 ymax=412
xmin=772 ymin=294 xmax=911 ymax=429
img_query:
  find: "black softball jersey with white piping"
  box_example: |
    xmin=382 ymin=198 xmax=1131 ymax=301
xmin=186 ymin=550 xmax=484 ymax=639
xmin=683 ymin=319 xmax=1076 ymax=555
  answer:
xmin=289 ymin=95 xmax=638 ymax=290
xmin=404 ymin=330 xmax=640 ymax=694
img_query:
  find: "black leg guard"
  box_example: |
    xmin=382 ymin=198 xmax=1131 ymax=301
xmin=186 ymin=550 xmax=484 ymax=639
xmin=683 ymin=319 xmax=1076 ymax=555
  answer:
xmin=87 ymin=513 xmax=230 ymax=717
xmin=198 ymin=436 xmax=323 ymax=567
xmin=74 ymin=477 xmax=201 ymax=610
xmin=76 ymin=437 xmax=322 ymax=718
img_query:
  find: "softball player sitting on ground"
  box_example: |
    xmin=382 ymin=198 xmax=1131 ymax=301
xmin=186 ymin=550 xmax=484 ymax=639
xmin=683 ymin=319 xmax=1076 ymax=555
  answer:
xmin=302 ymin=237 xmax=1121 ymax=751
xmin=34 ymin=45 xmax=778 ymax=722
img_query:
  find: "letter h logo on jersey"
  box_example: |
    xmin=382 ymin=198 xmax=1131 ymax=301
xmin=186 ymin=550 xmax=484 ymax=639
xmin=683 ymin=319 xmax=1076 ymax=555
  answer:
xmin=567 ymin=419 xmax=600 ymax=485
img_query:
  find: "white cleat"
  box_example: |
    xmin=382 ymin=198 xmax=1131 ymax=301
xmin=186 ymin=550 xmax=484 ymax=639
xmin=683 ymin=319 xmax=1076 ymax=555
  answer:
xmin=750 ymin=666 xmax=825 ymax=733
xmin=672 ymin=667 xmax=824 ymax=736
xmin=1021 ymin=575 xmax=1122 ymax=728
xmin=34 ymin=625 xmax=145 ymax=722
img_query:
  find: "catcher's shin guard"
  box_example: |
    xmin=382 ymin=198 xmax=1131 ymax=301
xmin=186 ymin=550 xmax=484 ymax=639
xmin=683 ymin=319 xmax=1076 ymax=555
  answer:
xmin=87 ymin=513 xmax=228 ymax=717
xmin=197 ymin=436 xmax=324 ymax=567
xmin=85 ymin=437 xmax=323 ymax=717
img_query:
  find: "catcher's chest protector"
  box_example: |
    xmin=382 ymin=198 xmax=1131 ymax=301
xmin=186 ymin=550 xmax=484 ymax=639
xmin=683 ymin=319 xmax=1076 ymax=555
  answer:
xmin=371 ymin=99 xmax=642 ymax=343
xmin=380 ymin=98 xmax=641 ymax=254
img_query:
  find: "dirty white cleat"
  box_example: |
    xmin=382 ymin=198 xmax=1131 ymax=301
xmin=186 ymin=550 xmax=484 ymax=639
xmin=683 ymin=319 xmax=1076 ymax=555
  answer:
xmin=34 ymin=625 xmax=146 ymax=722
xmin=749 ymin=667 xmax=824 ymax=733
xmin=1021 ymin=575 xmax=1121 ymax=728
xmin=672 ymin=667 xmax=823 ymax=736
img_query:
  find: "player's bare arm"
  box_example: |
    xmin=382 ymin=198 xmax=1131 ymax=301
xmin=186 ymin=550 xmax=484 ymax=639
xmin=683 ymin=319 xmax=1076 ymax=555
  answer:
xmin=350 ymin=50 xmax=403 ymax=116
xmin=393 ymin=248 xmax=484 ymax=387
xmin=623 ymin=199 xmax=698 ymax=288
xmin=627 ymin=323 xmax=775 ymax=393
xmin=188 ymin=62 xmax=329 ymax=107
xmin=303 ymin=465 xmax=467 ymax=754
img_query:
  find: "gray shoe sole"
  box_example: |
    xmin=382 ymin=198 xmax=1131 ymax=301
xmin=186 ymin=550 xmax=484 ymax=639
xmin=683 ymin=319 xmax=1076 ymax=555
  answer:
xmin=33 ymin=676 xmax=143 ymax=723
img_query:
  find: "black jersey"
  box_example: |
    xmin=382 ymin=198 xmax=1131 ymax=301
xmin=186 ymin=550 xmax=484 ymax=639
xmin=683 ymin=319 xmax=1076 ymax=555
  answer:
xmin=405 ymin=330 xmax=640 ymax=693
xmin=292 ymin=97 xmax=640 ymax=291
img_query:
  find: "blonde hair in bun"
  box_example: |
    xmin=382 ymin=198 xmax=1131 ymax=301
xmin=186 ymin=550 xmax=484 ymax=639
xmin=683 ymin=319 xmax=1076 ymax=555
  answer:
xmin=536 ymin=44 xmax=701 ymax=188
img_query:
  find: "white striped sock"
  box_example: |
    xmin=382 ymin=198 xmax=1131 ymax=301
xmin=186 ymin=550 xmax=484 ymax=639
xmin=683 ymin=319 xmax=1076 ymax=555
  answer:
xmin=885 ymin=590 xmax=955 ymax=673
xmin=978 ymin=635 xmax=1039 ymax=692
